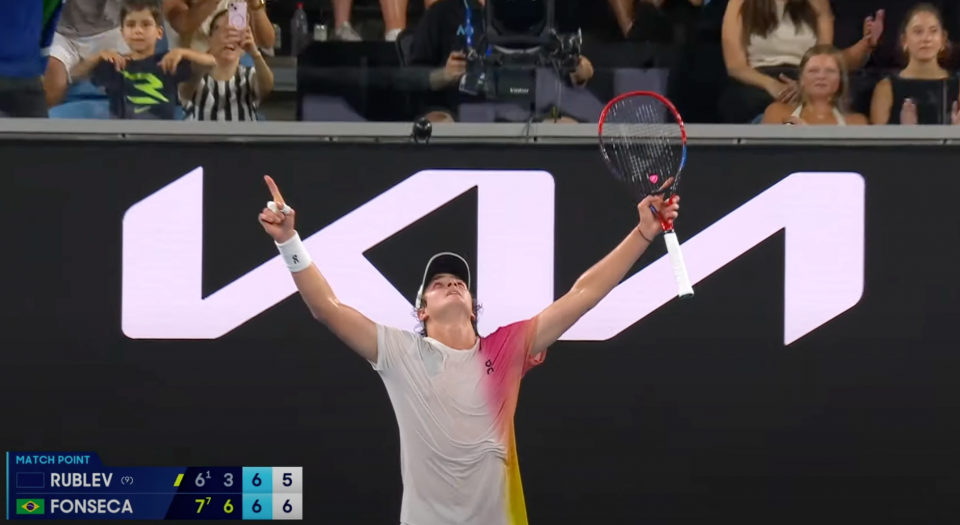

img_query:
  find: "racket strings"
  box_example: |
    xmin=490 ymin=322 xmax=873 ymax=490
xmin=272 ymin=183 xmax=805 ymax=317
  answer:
xmin=600 ymin=97 xmax=683 ymax=198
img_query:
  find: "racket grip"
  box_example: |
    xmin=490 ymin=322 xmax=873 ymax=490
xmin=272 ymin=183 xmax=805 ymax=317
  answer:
xmin=662 ymin=231 xmax=694 ymax=298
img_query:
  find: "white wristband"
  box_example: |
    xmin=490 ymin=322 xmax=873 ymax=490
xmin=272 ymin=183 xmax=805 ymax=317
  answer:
xmin=276 ymin=231 xmax=313 ymax=273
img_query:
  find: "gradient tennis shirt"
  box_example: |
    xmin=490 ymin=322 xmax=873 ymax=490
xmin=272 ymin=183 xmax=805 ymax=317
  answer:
xmin=370 ymin=318 xmax=546 ymax=525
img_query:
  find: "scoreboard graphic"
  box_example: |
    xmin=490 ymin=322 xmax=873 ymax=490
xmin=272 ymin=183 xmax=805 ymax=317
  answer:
xmin=6 ymin=453 xmax=302 ymax=520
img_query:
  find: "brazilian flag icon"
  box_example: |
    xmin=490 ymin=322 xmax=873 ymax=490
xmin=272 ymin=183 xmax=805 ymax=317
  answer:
xmin=17 ymin=499 xmax=45 ymax=515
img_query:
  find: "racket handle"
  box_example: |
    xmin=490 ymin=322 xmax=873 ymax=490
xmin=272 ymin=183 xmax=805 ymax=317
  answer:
xmin=650 ymin=201 xmax=675 ymax=232
xmin=662 ymin=231 xmax=694 ymax=298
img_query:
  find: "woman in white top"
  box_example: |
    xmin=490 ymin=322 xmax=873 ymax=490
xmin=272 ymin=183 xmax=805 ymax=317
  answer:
xmin=181 ymin=9 xmax=274 ymax=121
xmin=720 ymin=0 xmax=884 ymax=123
xmin=761 ymin=44 xmax=868 ymax=125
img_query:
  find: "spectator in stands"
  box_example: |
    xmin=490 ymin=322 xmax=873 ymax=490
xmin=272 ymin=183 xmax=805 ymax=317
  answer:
xmin=833 ymin=0 xmax=959 ymax=71
xmin=70 ymin=0 xmax=215 ymax=119
xmin=181 ymin=9 xmax=273 ymax=120
xmin=43 ymin=0 xmax=126 ymax=107
xmin=870 ymin=3 xmax=960 ymax=125
xmin=720 ymin=0 xmax=884 ymax=123
xmin=0 ymin=0 xmax=63 ymax=118
xmin=761 ymin=44 xmax=867 ymax=124
xmin=608 ymin=0 xmax=702 ymax=42
xmin=163 ymin=0 xmax=275 ymax=54
xmin=331 ymin=0 xmax=409 ymax=41
xmin=410 ymin=0 xmax=594 ymax=123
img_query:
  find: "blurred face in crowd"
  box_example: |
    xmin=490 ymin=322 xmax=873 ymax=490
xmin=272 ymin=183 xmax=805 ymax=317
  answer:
xmin=800 ymin=53 xmax=841 ymax=101
xmin=210 ymin=14 xmax=241 ymax=62
xmin=121 ymin=9 xmax=162 ymax=55
xmin=902 ymin=10 xmax=945 ymax=62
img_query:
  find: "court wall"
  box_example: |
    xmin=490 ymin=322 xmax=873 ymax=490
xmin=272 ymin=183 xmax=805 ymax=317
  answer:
xmin=1 ymin=123 xmax=957 ymax=524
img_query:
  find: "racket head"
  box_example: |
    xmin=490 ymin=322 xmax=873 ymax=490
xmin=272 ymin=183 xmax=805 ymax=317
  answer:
xmin=597 ymin=91 xmax=687 ymax=202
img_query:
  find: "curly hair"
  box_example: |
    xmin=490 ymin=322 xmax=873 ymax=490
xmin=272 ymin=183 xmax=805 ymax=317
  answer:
xmin=413 ymin=296 xmax=483 ymax=337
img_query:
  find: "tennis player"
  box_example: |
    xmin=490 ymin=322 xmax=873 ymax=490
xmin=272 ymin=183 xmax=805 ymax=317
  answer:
xmin=258 ymin=175 xmax=679 ymax=525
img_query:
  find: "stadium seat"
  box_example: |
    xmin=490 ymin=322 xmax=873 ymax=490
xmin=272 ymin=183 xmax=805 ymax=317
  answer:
xmin=65 ymin=80 xmax=107 ymax=102
xmin=157 ymin=28 xmax=170 ymax=54
xmin=614 ymin=68 xmax=669 ymax=97
xmin=301 ymin=95 xmax=367 ymax=121
xmin=49 ymin=99 xmax=111 ymax=119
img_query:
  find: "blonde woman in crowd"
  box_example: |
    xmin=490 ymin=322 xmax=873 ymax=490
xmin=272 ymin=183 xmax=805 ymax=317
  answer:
xmin=762 ymin=44 xmax=868 ymax=125
xmin=721 ymin=0 xmax=883 ymax=123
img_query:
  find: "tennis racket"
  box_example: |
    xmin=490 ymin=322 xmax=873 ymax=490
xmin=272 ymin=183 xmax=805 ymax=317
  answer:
xmin=598 ymin=91 xmax=693 ymax=299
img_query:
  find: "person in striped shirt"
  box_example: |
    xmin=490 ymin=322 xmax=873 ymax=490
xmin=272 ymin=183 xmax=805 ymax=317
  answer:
xmin=180 ymin=8 xmax=273 ymax=121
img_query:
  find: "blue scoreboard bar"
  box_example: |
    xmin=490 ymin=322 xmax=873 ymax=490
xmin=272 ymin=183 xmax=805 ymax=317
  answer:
xmin=6 ymin=452 xmax=302 ymax=520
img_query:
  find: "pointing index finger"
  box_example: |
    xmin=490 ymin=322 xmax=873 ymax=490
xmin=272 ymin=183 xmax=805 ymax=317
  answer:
xmin=264 ymin=175 xmax=285 ymax=208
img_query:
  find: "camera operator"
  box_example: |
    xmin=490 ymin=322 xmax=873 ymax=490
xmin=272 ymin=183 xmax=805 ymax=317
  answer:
xmin=409 ymin=0 xmax=593 ymax=123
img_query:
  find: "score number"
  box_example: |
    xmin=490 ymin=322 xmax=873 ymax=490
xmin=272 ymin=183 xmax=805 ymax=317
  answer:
xmin=248 ymin=472 xmax=293 ymax=487
xmin=194 ymin=471 xmax=235 ymax=488
xmin=244 ymin=498 xmax=292 ymax=514
xmin=241 ymin=468 xmax=303 ymax=519
xmin=194 ymin=497 xmax=235 ymax=515
xmin=242 ymin=495 xmax=302 ymax=519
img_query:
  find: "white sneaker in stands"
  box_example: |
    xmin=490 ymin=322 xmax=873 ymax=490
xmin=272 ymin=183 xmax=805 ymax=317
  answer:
xmin=334 ymin=23 xmax=362 ymax=41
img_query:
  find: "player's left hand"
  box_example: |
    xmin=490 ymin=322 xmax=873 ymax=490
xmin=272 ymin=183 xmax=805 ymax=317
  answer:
xmin=637 ymin=177 xmax=679 ymax=241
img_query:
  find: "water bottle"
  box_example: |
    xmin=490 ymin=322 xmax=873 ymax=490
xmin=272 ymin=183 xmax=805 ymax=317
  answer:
xmin=273 ymin=23 xmax=282 ymax=53
xmin=313 ymin=23 xmax=328 ymax=42
xmin=290 ymin=3 xmax=309 ymax=56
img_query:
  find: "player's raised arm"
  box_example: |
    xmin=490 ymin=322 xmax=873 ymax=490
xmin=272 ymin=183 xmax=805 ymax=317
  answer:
xmin=259 ymin=175 xmax=378 ymax=362
xmin=530 ymin=183 xmax=679 ymax=354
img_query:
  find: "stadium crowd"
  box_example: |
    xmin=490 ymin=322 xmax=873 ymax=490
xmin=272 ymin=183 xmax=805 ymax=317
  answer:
xmin=0 ymin=0 xmax=958 ymax=124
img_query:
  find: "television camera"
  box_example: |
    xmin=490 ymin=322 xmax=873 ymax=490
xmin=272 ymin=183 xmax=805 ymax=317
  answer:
xmin=458 ymin=0 xmax=583 ymax=105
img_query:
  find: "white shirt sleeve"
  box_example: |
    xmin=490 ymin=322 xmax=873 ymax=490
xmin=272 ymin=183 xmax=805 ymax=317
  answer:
xmin=372 ymin=324 xmax=420 ymax=372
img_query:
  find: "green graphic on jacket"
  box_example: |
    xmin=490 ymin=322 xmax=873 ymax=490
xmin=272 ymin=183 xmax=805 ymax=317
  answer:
xmin=92 ymin=53 xmax=192 ymax=120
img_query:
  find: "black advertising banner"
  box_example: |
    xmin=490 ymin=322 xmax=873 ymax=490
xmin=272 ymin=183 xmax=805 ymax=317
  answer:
xmin=1 ymin=140 xmax=958 ymax=524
